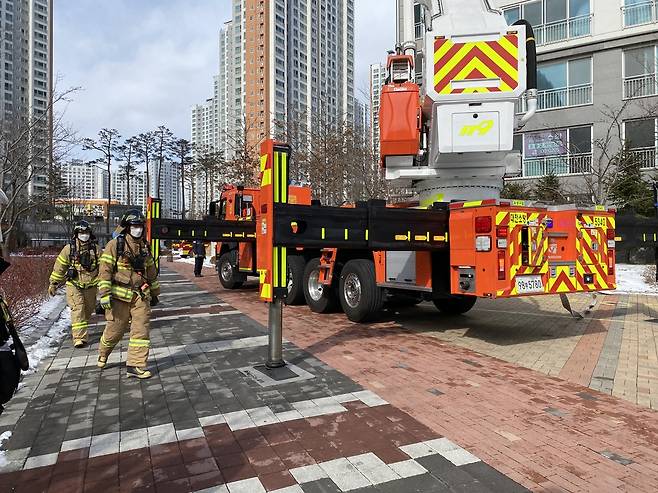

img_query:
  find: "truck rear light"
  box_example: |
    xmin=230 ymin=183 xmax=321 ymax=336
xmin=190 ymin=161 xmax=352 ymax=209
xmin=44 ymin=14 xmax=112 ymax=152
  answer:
xmin=498 ymin=250 xmax=505 ymax=280
xmin=607 ymin=228 xmax=615 ymax=240
xmin=608 ymin=254 xmax=614 ymax=275
xmin=475 ymin=216 xmax=492 ymax=233
xmin=496 ymin=226 xmax=508 ymax=238
xmin=475 ymin=236 xmax=491 ymax=252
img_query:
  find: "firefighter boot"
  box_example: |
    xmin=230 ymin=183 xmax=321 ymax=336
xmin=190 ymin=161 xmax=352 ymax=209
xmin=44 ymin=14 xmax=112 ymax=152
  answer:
xmin=126 ymin=366 xmax=152 ymax=379
xmin=97 ymin=355 xmax=107 ymax=368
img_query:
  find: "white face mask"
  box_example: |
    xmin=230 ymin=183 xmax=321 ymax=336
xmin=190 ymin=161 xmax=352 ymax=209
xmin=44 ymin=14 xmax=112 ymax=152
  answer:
xmin=129 ymin=226 xmax=144 ymax=238
xmin=78 ymin=233 xmax=90 ymax=242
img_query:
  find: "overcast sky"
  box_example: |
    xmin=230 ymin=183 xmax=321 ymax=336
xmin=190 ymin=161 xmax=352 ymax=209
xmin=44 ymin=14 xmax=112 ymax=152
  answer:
xmin=55 ymin=0 xmax=395 ymax=145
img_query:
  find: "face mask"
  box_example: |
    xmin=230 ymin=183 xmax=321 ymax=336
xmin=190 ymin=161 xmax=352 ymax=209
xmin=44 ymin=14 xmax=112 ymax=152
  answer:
xmin=78 ymin=233 xmax=90 ymax=242
xmin=130 ymin=226 xmax=143 ymax=238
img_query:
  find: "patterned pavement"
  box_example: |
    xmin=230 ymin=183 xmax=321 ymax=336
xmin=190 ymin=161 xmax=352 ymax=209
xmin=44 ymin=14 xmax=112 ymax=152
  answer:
xmin=0 ymin=268 xmax=527 ymax=493
xmin=168 ymin=261 xmax=658 ymax=492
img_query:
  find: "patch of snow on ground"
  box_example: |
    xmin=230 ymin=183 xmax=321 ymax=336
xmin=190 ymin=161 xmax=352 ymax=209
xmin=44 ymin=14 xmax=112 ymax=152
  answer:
xmin=23 ymin=306 xmax=71 ymax=375
xmin=175 ymin=257 xmax=215 ymax=268
xmin=18 ymin=294 xmax=66 ymax=339
xmin=615 ymin=264 xmax=658 ymax=294
xmin=0 ymin=431 xmax=11 ymax=466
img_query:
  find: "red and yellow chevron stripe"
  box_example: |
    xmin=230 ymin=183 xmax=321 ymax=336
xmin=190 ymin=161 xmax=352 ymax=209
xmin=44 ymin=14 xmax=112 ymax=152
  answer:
xmin=433 ymin=34 xmax=520 ymax=95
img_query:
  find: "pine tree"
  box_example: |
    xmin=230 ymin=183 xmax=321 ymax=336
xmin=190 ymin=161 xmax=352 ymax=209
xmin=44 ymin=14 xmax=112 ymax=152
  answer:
xmin=532 ymin=171 xmax=566 ymax=204
xmin=500 ymin=181 xmax=528 ymax=200
xmin=607 ymin=147 xmax=655 ymax=216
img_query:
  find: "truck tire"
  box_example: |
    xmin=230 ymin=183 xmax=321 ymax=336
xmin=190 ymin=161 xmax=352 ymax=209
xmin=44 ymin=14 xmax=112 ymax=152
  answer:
xmin=339 ymin=259 xmax=384 ymax=323
xmin=285 ymin=255 xmax=306 ymax=305
xmin=433 ymin=295 xmax=477 ymax=315
xmin=303 ymin=258 xmax=338 ymax=313
xmin=218 ymin=251 xmax=245 ymax=289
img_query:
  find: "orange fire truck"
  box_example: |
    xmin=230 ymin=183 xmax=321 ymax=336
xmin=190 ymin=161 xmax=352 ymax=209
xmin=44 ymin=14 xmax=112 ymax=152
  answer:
xmin=147 ymin=0 xmax=616 ymax=324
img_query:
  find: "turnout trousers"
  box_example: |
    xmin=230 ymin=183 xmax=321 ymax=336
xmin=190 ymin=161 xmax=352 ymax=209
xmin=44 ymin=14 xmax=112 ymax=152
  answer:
xmin=65 ymin=285 xmax=97 ymax=344
xmin=99 ymin=294 xmax=151 ymax=367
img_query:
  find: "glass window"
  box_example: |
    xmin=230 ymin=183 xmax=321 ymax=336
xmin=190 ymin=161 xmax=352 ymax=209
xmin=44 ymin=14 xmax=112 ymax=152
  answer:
xmin=625 ymin=46 xmax=656 ymax=77
xmin=503 ymin=7 xmax=520 ymax=25
xmin=569 ymin=126 xmax=591 ymax=154
xmin=513 ymin=134 xmax=523 ymax=152
xmin=523 ymin=1 xmax=543 ymax=26
xmin=568 ymin=58 xmax=591 ymax=86
xmin=626 ymin=119 xmax=656 ymax=149
xmin=538 ymin=61 xmax=567 ymax=91
xmin=545 ymin=0 xmax=566 ymax=23
xmin=570 ymin=0 xmax=590 ymax=17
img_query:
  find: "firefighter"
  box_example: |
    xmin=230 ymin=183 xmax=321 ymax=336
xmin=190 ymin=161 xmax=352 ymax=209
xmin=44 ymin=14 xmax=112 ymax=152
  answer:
xmin=97 ymin=210 xmax=160 ymax=379
xmin=193 ymin=240 xmax=205 ymax=277
xmin=49 ymin=221 xmax=99 ymax=348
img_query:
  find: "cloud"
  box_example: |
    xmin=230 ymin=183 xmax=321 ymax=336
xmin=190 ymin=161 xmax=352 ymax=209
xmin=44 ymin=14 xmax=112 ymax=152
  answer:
xmin=56 ymin=0 xmax=395 ymax=151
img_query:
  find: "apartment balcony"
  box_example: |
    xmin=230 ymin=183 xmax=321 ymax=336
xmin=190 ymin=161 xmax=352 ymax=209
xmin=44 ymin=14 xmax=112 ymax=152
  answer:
xmin=631 ymin=147 xmax=658 ymax=169
xmin=522 ymin=153 xmax=592 ymax=177
xmin=515 ymin=84 xmax=592 ymax=113
xmin=534 ymin=15 xmax=592 ymax=46
xmin=623 ymin=73 xmax=658 ymax=99
xmin=622 ymin=1 xmax=657 ymax=28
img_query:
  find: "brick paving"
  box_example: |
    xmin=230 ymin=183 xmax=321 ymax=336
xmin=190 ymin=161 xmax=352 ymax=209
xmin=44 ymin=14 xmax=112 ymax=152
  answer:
xmin=169 ymin=261 xmax=658 ymax=492
xmin=0 ymin=267 xmax=527 ymax=493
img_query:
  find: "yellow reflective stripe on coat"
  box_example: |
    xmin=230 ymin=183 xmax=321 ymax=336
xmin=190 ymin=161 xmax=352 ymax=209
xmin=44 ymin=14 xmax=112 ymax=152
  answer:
xmin=98 ymin=280 xmax=112 ymax=288
xmin=100 ymin=335 xmax=115 ymax=348
xmin=50 ymin=272 xmax=66 ymax=281
xmin=151 ymin=280 xmax=160 ymax=290
xmin=56 ymin=255 xmax=70 ymax=266
xmin=111 ymin=284 xmax=134 ymax=301
xmin=128 ymin=338 xmax=150 ymax=347
xmin=71 ymin=321 xmax=88 ymax=328
xmin=100 ymin=254 xmax=116 ymax=264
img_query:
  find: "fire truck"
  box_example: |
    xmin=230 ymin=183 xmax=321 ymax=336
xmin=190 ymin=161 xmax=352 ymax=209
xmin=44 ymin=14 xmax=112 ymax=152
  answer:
xmin=147 ymin=0 xmax=616 ymax=323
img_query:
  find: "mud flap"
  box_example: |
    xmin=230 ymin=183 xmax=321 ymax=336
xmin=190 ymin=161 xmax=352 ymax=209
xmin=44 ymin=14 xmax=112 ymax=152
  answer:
xmin=560 ymin=292 xmax=598 ymax=319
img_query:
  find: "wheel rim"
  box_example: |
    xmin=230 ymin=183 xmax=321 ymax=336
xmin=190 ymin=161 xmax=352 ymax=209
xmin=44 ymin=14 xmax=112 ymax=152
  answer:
xmin=221 ymin=261 xmax=232 ymax=282
xmin=287 ymin=267 xmax=293 ymax=294
xmin=307 ymin=269 xmax=324 ymax=301
xmin=343 ymin=272 xmax=361 ymax=308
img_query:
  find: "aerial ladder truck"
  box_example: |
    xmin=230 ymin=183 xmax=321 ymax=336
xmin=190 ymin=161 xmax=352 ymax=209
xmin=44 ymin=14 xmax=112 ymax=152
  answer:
xmin=147 ymin=0 xmax=616 ymax=327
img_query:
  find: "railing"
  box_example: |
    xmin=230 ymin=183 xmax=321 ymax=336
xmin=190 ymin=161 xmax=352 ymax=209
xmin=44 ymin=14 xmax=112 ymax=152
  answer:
xmin=523 ymin=153 xmax=592 ymax=177
xmin=630 ymin=147 xmax=658 ymax=169
xmin=622 ymin=1 xmax=657 ymax=28
xmin=623 ymin=73 xmax=658 ymax=99
xmin=534 ymin=15 xmax=592 ymax=46
xmin=515 ymin=84 xmax=592 ymax=113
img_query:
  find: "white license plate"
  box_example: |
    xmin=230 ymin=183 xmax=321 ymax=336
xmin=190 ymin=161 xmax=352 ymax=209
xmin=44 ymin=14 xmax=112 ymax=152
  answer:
xmin=515 ymin=275 xmax=544 ymax=294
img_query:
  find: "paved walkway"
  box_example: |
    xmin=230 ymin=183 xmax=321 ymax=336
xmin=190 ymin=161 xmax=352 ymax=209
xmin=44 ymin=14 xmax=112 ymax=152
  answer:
xmin=170 ymin=261 xmax=658 ymax=492
xmin=0 ymin=267 xmax=526 ymax=493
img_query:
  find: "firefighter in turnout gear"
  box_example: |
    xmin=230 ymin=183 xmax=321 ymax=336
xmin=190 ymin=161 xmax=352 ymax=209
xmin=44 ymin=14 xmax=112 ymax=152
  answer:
xmin=49 ymin=221 xmax=99 ymax=348
xmin=97 ymin=210 xmax=160 ymax=379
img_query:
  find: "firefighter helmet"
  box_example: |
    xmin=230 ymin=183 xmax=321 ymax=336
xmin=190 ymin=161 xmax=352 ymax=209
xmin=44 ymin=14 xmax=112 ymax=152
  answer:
xmin=120 ymin=210 xmax=145 ymax=228
xmin=73 ymin=220 xmax=91 ymax=234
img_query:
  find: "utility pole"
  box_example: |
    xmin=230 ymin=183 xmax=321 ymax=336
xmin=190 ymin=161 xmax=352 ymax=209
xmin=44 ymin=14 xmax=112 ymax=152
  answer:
xmin=653 ymin=182 xmax=658 ymax=282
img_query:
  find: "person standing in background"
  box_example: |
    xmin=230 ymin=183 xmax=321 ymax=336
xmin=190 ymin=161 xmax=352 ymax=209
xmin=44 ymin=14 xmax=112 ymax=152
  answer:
xmin=193 ymin=240 xmax=206 ymax=277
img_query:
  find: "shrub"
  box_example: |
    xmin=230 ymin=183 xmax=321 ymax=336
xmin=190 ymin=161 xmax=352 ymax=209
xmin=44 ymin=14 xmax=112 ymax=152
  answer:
xmin=1 ymin=255 xmax=53 ymax=328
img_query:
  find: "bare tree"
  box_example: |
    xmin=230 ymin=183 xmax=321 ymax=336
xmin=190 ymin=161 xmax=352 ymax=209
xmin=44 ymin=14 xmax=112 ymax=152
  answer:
xmin=82 ymin=128 xmax=120 ymax=235
xmin=196 ymin=149 xmax=224 ymax=207
xmin=134 ymin=131 xmax=156 ymax=199
xmin=223 ymin=114 xmax=260 ymax=188
xmin=0 ymin=87 xmax=79 ymax=255
xmin=117 ymin=136 xmax=139 ymax=206
xmin=153 ymin=125 xmax=174 ymax=197
xmin=172 ymin=138 xmax=193 ymax=219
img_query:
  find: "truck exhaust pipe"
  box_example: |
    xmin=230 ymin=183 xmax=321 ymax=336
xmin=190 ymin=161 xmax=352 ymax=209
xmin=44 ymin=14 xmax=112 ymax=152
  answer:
xmin=513 ymin=19 xmax=537 ymax=129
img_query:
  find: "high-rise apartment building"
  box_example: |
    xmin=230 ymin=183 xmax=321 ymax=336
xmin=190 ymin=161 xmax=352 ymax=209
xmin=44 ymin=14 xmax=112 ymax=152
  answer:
xmin=111 ymin=170 xmax=147 ymax=209
xmin=59 ymin=160 xmax=106 ymax=200
xmin=369 ymin=63 xmax=386 ymax=158
xmin=396 ymin=1 xmax=658 ymax=200
xmin=0 ymin=0 xmax=53 ymax=196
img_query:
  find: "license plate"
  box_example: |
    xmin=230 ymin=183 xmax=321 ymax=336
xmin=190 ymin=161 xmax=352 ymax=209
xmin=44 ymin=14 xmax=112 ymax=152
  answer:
xmin=515 ymin=275 xmax=544 ymax=294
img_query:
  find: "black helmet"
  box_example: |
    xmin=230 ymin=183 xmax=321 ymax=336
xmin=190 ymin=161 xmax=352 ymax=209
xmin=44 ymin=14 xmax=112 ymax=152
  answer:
xmin=120 ymin=210 xmax=145 ymax=228
xmin=73 ymin=220 xmax=91 ymax=234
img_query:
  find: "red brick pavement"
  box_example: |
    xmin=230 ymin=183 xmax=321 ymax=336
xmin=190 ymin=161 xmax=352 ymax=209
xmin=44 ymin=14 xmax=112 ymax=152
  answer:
xmin=170 ymin=262 xmax=658 ymax=492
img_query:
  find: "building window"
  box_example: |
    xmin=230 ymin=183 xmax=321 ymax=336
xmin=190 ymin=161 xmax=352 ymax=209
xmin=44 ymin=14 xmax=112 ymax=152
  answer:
xmin=622 ymin=0 xmax=658 ymax=28
xmin=503 ymin=0 xmax=591 ymax=46
xmin=517 ymin=126 xmax=592 ymax=177
xmin=624 ymin=118 xmax=658 ymax=169
xmin=623 ymin=45 xmax=657 ymax=99
xmin=535 ymin=57 xmax=592 ymax=110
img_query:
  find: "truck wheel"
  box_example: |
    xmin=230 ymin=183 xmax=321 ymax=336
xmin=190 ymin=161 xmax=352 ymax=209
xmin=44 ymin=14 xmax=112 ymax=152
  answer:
xmin=433 ymin=295 xmax=477 ymax=315
xmin=303 ymin=258 xmax=338 ymax=313
xmin=218 ymin=251 xmax=245 ymax=289
xmin=339 ymin=259 xmax=383 ymax=323
xmin=285 ymin=255 xmax=306 ymax=305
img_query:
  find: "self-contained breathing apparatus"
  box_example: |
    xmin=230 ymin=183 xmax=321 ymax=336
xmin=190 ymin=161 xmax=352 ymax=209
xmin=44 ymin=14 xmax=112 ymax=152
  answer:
xmin=66 ymin=220 xmax=99 ymax=283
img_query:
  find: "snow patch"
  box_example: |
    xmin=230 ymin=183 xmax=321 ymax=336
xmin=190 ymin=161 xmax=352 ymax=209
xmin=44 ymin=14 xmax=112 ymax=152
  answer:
xmin=23 ymin=306 xmax=71 ymax=375
xmin=17 ymin=294 xmax=67 ymax=339
xmin=615 ymin=264 xmax=658 ymax=294
xmin=175 ymin=257 xmax=215 ymax=268
xmin=0 ymin=431 xmax=11 ymax=467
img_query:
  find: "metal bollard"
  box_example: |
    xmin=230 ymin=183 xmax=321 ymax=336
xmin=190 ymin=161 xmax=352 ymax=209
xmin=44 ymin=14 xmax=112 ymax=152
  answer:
xmin=266 ymin=299 xmax=285 ymax=369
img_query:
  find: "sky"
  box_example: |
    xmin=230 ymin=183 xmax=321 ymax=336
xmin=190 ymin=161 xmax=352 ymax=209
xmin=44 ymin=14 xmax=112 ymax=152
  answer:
xmin=54 ymin=0 xmax=396 ymax=146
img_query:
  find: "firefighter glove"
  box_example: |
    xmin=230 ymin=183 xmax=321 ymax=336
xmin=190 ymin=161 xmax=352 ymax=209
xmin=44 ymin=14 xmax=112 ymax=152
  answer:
xmin=48 ymin=284 xmax=58 ymax=297
xmin=150 ymin=296 xmax=159 ymax=307
xmin=100 ymin=295 xmax=112 ymax=310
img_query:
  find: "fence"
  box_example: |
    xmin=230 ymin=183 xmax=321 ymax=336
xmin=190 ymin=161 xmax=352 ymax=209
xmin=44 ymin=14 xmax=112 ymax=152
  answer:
xmin=523 ymin=153 xmax=592 ymax=177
